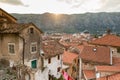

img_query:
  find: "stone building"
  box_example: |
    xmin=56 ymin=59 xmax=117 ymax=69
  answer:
xmin=0 ymin=8 xmax=43 ymax=80
xmin=35 ymin=40 xmax=64 ymax=80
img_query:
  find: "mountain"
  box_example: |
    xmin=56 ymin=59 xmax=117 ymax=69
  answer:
xmin=11 ymin=12 xmax=120 ymax=34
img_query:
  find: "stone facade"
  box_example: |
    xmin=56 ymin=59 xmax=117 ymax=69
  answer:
xmin=0 ymin=8 xmax=43 ymax=80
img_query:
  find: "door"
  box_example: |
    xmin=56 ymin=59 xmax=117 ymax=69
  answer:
xmin=31 ymin=60 xmax=37 ymax=68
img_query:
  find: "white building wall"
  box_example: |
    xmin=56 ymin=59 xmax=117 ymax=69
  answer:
xmin=35 ymin=54 xmax=62 ymax=80
xmin=45 ymin=55 xmax=62 ymax=78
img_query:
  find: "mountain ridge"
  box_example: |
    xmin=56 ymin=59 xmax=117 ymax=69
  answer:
xmin=11 ymin=12 xmax=120 ymax=34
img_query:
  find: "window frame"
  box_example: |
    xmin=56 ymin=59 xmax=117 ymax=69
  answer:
xmin=30 ymin=42 xmax=37 ymax=54
xmin=8 ymin=43 xmax=15 ymax=55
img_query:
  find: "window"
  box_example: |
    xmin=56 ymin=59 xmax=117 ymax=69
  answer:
xmin=31 ymin=42 xmax=37 ymax=53
xmin=48 ymin=58 xmax=51 ymax=64
xmin=58 ymin=55 xmax=60 ymax=60
xmin=117 ymin=48 xmax=120 ymax=53
xmin=31 ymin=60 xmax=37 ymax=68
xmin=74 ymin=59 xmax=76 ymax=63
xmin=112 ymin=50 xmax=114 ymax=54
xmin=96 ymin=72 xmax=100 ymax=78
xmin=57 ymin=67 xmax=61 ymax=72
xmin=49 ymin=75 xmax=51 ymax=80
xmin=78 ymin=59 xmax=79 ymax=63
xmin=30 ymin=28 xmax=34 ymax=34
xmin=8 ymin=43 xmax=15 ymax=54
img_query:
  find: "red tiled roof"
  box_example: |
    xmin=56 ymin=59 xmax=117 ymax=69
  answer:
xmin=80 ymin=46 xmax=110 ymax=64
xmin=97 ymin=77 xmax=107 ymax=80
xmin=0 ymin=23 xmax=43 ymax=33
xmin=42 ymin=40 xmax=64 ymax=58
xmin=60 ymin=42 xmax=80 ymax=48
xmin=0 ymin=8 xmax=17 ymax=21
xmin=83 ymin=70 xmax=96 ymax=79
xmin=113 ymin=57 xmax=120 ymax=66
xmin=90 ymin=34 xmax=120 ymax=47
xmin=77 ymin=45 xmax=84 ymax=52
xmin=97 ymin=73 xmax=120 ymax=80
xmin=63 ymin=51 xmax=78 ymax=65
xmin=0 ymin=23 xmax=28 ymax=33
xmin=96 ymin=66 xmax=120 ymax=72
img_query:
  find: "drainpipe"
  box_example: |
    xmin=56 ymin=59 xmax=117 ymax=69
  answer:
xmin=60 ymin=54 xmax=62 ymax=68
xmin=79 ymin=58 xmax=82 ymax=80
xmin=19 ymin=35 xmax=25 ymax=65
xmin=110 ymin=48 xmax=113 ymax=65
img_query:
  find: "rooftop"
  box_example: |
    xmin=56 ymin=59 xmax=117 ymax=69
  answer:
xmin=63 ymin=51 xmax=78 ymax=65
xmin=90 ymin=34 xmax=120 ymax=47
xmin=113 ymin=57 xmax=120 ymax=66
xmin=80 ymin=46 xmax=110 ymax=64
xmin=41 ymin=40 xmax=64 ymax=59
xmin=0 ymin=23 xmax=43 ymax=34
xmin=83 ymin=70 xmax=96 ymax=79
xmin=96 ymin=66 xmax=120 ymax=72
xmin=97 ymin=73 xmax=120 ymax=80
xmin=0 ymin=23 xmax=28 ymax=33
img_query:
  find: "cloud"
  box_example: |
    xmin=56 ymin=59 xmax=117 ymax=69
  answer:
xmin=58 ymin=0 xmax=84 ymax=5
xmin=58 ymin=0 xmax=100 ymax=8
xmin=58 ymin=0 xmax=87 ymax=10
xmin=95 ymin=0 xmax=120 ymax=12
xmin=0 ymin=0 xmax=24 ymax=6
xmin=58 ymin=0 xmax=81 ymax=3
xmin=58 ymin=0 xmax=120 ymax=12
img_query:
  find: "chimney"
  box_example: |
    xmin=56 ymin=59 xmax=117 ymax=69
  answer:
xmin=106 ymin=28 xmax=111 ymax=34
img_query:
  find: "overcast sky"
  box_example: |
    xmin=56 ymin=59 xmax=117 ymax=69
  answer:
xmin=0 ymin=0 xmax=120 ymax=14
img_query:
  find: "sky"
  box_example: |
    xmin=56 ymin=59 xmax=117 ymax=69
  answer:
xmin=0 ymin=0 xmax=120 ymax=14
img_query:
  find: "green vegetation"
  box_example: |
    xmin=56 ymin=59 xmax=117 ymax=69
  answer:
xmin=0 ymin=59 xmax=17 ymax=80
xmin=12 ymin=12 xmax=120 ymax=34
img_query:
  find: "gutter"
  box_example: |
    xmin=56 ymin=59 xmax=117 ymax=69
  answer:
xmin=110 ymin=48 xmax=113 ymax=65
xmin=19 ymin=35 xmax=25 ymax=65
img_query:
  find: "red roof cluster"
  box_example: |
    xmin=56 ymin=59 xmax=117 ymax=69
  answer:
xmin=63 ymin=51 xmax=78 ymax=65
xmin=42 ymin=40 xmax=64 ymax=58
xmin=113 ymin=57 xmax=120 ymax=66
xmin=90 ymin=34 xmax=120 ymax=47
xmin=83 ymin=70 xmax=95 ymax=79
xmin=80 ymin=46 xmax=110 ymax=64
xmin=0 ymin=23 xmax=43 ymax=33
xmin=96 ymin=66 xmax=120 ymax=72
xmin=97 ymin=73 xmax=120 ymax=80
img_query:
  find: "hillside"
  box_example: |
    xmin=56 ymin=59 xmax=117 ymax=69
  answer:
xmin=12 ymin=12 xmax=120 ymax=34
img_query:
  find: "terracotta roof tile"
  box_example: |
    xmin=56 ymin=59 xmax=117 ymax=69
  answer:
xmin=97 ymin=77 xmax=107 ymax=80
xmin=0 ymin=23 xmax=43 ymax=34
xmin=90 ymin=34 xmax=120 ymax=47
xmin=113 ymin=57 xmax=120 ymax=66
xmin=0 ymin=23 xmax=29 ymax=33
xmin=63 ymin=51 xmax=78 ymax=65
xmin=0 ymin=8 xmax=17 ymax=21
xmin=96 ymin=66 xmax=120 ymax=72
xmin=97 ymin=73 xmax=120 ymax=80
xmin=83 ymin=70 xmax=96 ymax=79
xmin=80 ymin=46 xmax=110 ymax=64
xmin=77 ymin=45 xmax=84 ymax=52
xmin=42 ymin=40 xmax=64 ymax=58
